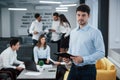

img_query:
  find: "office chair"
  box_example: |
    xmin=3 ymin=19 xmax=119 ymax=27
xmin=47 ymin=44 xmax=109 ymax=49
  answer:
xmin=0 ymin=70 xmax=13 ymax=80
xmin=0 ymin=56 xmax=13 ymax=80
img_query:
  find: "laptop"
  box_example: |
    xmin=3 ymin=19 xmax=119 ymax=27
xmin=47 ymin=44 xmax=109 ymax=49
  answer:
xmin=24 ymin=60 xmax=39 ymax=72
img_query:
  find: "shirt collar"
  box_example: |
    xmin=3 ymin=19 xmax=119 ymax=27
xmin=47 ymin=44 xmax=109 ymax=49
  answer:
xmin=9 ymin=47 xmax=16 ymax=52
xmin=53 ymin=20 xmax=60 ymax=22
xmin=76 ymin=23 xmax=90 ymax=31
xmin=35 ymin=20 xmax=39 ymax=22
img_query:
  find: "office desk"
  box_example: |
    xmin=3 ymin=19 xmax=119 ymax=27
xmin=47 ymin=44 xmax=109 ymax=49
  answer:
xmin=17 ymin=66 xmax=57 ymax=80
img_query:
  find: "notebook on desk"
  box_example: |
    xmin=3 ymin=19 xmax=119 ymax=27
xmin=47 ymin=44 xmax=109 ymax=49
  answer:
xmin=24 ymin=60 xmax=39 ymax=72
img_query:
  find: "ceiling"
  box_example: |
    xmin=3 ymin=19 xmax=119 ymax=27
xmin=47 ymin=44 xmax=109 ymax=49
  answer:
xmin=0 ymin=0 xmax=79 ymax=8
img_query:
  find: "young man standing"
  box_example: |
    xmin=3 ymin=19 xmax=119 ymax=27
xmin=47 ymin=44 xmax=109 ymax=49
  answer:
xmin=0 ymin=38 xmax=24 ymax=80
xmin=50 ymin=12 xmax=61 ymax=52
xmin=64 ymin=4 xmax=105 ymax=80
xmin=29 ymin=13 xmax=44 ymax=46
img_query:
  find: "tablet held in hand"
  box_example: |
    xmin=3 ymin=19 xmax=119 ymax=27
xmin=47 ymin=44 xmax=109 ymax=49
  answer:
xmin=54 ymin=53 xmax=76 ymax=58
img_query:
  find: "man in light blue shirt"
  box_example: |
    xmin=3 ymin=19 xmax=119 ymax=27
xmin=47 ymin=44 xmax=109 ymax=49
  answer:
xmin=64 ymin=4 xmax=105 ymax=80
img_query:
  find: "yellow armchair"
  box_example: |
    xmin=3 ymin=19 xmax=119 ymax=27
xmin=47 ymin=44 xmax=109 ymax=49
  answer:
xmin=96 ymin=57 xmax=116 ymax=80
xmin=64 ymin=57 xmax=116 ymax=80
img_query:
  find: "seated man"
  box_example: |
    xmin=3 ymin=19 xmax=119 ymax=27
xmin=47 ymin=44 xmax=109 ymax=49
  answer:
xmin=0 ymin=38 xmax=24 ymax=80
xmin=54 ymin=57 xmax=71 ymax=80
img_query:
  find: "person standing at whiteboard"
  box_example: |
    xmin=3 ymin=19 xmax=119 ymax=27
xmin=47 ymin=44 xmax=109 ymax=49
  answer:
xmin=29 ymin=13 xmax=44 ymax=46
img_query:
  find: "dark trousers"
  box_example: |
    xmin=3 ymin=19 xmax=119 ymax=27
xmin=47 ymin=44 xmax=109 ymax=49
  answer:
xmin=1 ymin=68 xmax=22 ymax=80
xmin=33 ymin=39 xmax=38 ymax=46
xmin=0 ymin=71 xmax=12 ymax=80
xmin=67 ymin=63 xmax=96 ymax=80
xmin=60 ymin=33 xmax=69 ymax=49
xmin=51 ymin=40 xmax=60 ymax=52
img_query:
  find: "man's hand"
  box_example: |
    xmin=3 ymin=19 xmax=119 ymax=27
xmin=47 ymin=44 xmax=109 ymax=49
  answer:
xmin=70 ymin=56 xmax=83 ymax=64
xmin=16 ymin=67 xmax=23 ymax=71
xmin=54 ymin=62 xmax=61 ymax=65
xmin=33 ymin=31 xmax=39 ymax=34
xmin=49 ymin=29 xmax=56 ymax=32
xmin=46 ymin=60 xmax=50 ymax=64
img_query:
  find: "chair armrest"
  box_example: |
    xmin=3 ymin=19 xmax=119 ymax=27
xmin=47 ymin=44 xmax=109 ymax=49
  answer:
xmin=104 ymin=58 xmax=116 ymax=70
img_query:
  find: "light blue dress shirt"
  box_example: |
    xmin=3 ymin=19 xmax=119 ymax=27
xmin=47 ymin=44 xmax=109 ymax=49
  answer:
xmin=33 ymin=45 xmax=50 ymax=63
xmin=68 ymin=24 xmax=105 ymax=66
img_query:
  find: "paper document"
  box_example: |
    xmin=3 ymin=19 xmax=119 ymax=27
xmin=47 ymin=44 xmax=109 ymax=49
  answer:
xmin=37 ymin=64 xmax=53 ymax=69
xmin=49 ymin=58 xmax=56 ymax=63
xmin=18 ymin=64 xmax=25 ymax=68
xmin=24 ymin=72 xmax=41 ymax=76
xmin=43 ymin=64 xmax=52 ymax=68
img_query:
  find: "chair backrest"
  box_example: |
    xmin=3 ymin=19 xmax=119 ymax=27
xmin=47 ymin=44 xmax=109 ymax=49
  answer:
xmin=96 ymin=57 xmax=107 ymax=70
xmin=0 ymin=55 xmax=3 ymax=70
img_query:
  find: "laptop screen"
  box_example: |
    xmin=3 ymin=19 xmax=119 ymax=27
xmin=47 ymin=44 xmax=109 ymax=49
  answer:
xmin=24 ymin=60 xmax=39 ymax=72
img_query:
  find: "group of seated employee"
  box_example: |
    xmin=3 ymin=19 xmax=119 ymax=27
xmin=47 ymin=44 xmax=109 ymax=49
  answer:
xmin=0 ymin=34 xmax=69 ymax=80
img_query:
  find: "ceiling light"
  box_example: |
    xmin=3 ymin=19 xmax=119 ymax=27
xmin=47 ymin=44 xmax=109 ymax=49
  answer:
xmin=39 ymin=1 xmax=61 ymax=4
xmin=60 ymin=4 xmax=77 ymax=7
xmin=8 ymin=8 xmax=27 ymax=11
xmin=35 ymin=6 xmax=52 ymax=9
xmin=56 ymin=7 xmax=68 ymax=10
xmin=56 ymin=9 xmax=68 ymax=12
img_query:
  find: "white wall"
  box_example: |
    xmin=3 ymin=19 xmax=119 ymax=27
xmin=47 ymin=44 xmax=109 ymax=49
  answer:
xmin=57 ymin=6 xmax=76 ymax=29
xmin=86 ymin=0 xmax=98 ymax=28
xmin=1 ymin=8 xmax=10 ymax=37
xmin=10 ymin=11 xmax=15 ymax=36
xmin=109 ymin=0 xmax=120 ymax=48
xmin=0 ymin=8 xmax=1 ymax=37
xmin=13 ymin=10 xmax=29 ymax=36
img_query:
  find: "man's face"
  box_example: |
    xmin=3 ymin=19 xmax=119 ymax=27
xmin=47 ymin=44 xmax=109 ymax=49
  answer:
xmin=76 ymin=11 xmax=90 ymax=26
xmin=13 ymin=42 xmax=20 ymax=51
xmin=37 ymin=16 xmax=42 ymax=22
xmin=53 ymin=16 xmax=58 ymax=21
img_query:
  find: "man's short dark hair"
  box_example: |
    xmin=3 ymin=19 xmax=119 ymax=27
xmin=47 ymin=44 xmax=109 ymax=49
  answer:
xmin=76 ymin=4 xmax=90 ymax=15
xmin=10 ymin=38 xmax=19 ymax=47
xmin=34 ymin=13 xmax=40 ymax=19
xmin=53 ymin=12 xmax=59 ymax=17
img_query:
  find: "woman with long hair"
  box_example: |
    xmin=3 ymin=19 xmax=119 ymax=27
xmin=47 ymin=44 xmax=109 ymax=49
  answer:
xmin=59 ymin=14 xmax=71 ymax=53
xmin=33 ymin=34 xmax=50 ymax=64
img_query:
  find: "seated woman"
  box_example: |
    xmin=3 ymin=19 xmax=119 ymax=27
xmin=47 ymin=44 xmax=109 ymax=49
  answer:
xmin=33 ymin=34 xmax=50 ymax=64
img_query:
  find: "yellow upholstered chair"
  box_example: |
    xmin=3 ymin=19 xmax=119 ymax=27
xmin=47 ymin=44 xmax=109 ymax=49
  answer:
xmin=64 ymin=57 xmax=116 ymax=80
xmin=96 ymin=57 xmax=116 ymax=80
